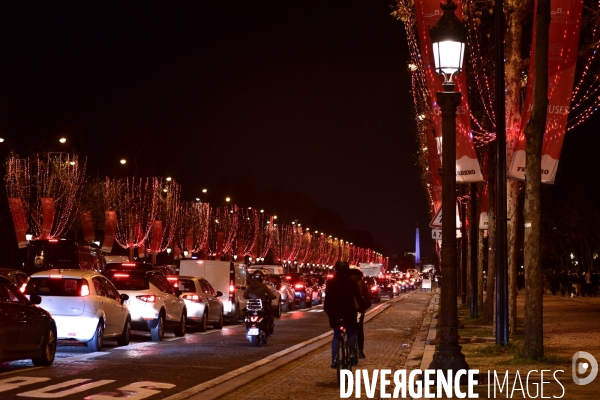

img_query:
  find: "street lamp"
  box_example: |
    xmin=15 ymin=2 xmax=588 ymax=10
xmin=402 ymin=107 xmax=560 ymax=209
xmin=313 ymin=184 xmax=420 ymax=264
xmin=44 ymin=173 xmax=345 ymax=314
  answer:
xmin=427 ymin=0 xmax=470 ymax=375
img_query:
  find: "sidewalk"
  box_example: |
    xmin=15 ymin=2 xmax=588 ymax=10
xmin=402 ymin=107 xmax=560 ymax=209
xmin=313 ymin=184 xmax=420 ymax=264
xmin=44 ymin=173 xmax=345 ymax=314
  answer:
xmin=212 ymin=290 xmax=437 ymax=399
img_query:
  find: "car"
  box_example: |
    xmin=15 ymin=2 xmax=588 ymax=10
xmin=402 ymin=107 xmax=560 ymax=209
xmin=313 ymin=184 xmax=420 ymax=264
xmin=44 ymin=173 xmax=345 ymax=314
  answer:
xmin=166 ymin=276 xmax=224 ymax=331
xmin=270 ymin=274 xmax=295 ymax=312
xmin=305 ymin=274 xmax=326 ymax=304
xmin=364 ymin=276 xmax=381 ymax=303
xmin=0 ymin=275 xmax=57 ymax=366
xmin=0 ymin=268 xmax=29 ymax=288
xmin=286 ymin=273 xmax=314 ymax=309
xmin=24 ymin=269 xmax=131 ymax=351
xmin=389 ymin=278 xmax=401 ymax=296
xmin=23 ymin=239 xmax=106 ymax=276
xmin=376 ymin=278 xmax=395 ymax=298
xmin=103 ymin=265 xmax=186 ymax=341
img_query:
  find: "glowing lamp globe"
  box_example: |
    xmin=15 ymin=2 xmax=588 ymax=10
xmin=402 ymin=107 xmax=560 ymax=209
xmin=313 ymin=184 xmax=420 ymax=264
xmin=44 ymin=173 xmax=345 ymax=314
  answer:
xmin=429 ymin=0 xmax=468 ymax=85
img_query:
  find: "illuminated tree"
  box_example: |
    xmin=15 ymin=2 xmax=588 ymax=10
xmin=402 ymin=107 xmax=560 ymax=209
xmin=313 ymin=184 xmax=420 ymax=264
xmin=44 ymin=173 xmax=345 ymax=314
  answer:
xmin=5 ymin=152 xmax=86 ymax=239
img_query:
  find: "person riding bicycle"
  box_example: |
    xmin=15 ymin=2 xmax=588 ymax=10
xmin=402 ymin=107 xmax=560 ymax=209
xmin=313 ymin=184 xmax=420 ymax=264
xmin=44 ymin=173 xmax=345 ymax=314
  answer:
xmin=348 ymin=267 xmax=371 ymax=359
xmin=324 ymin=261 xmax=366 ymax=368
xmin=244 ymin=270 xmax=276 ymax=332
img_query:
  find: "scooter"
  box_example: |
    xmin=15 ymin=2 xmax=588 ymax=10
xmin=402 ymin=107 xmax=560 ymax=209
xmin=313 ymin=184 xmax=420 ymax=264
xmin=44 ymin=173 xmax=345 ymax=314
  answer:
xmin=245 ymin=298 xmax=273 ymax=346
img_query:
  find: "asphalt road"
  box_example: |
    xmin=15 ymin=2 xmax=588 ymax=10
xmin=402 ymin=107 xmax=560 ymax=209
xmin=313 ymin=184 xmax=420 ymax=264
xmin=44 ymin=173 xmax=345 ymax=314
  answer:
xmin=0 ymin=300 xmax=350 ymax=399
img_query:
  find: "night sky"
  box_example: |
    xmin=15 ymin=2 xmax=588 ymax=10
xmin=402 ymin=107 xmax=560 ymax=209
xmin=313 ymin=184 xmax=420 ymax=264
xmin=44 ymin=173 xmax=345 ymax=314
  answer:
xmin=0 ymin=1 xmax=598 ymax=260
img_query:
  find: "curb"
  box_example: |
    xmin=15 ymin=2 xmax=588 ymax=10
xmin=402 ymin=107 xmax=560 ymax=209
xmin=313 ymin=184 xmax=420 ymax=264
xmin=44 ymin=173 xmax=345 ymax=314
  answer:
xmin=165 ymin=291 xmax=416 ymax=400
xmin=419 ymin=289 xmax=439 ymax=371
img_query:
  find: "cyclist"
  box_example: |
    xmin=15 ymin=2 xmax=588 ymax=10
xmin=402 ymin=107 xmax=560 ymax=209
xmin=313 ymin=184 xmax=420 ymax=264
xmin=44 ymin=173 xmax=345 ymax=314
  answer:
xmin=349 ymin=267 xmax=371 ymax=359
xmin=324 ymin=261 xmax=366 ymax=368
xmin=244 ymin=270 xmax=276 ymax=333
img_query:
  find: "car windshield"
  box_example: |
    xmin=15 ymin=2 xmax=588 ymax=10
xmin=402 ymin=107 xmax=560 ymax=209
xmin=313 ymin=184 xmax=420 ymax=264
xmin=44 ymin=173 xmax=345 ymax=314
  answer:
xmin=0 ymin=280 xmax=28 ymax=303
xmin=26 ymin=277 xmax=82 ymax=296
xmin=176 ymin=279 xmax=197 ymax=293
xmin=109 ymin=275 xmax=149 ymax=291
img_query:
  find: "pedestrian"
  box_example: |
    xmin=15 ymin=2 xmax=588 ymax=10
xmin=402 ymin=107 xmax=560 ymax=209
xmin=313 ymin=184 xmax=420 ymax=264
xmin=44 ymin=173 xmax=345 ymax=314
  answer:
xmin=573 ymin=270 xmax=582 ymax=297
xmin=348 ymin=268 xmax=371 ymax=359
xmin=560 ymin=269 xmax=568 ymax=296
xmin=584 ymin=269 xmax=593 ymax=297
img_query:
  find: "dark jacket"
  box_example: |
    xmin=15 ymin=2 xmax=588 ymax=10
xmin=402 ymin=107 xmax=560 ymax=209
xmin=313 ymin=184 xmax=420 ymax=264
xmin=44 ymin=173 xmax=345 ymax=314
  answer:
xmin=350 ymin=274 xmax=372 ymax=312
xmin=324 ymin=272 xmax=366 ymax=328
xmin=244 ymin=279 xmax=276 ymax=310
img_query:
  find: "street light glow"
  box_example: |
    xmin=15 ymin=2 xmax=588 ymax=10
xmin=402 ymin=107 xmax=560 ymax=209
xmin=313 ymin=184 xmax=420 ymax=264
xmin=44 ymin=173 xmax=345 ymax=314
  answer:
xmin=225 ymin=197 xmax=231 ymax=202
xmin=166 ymin=177 xmax=172 ymax=181
xmin=120 ymin=159 xmax=126 ymax=164
xmin=59 ymin=137 xmax=67 ymax=143
xmin=202 ymin=188 xmax=207 ymax=193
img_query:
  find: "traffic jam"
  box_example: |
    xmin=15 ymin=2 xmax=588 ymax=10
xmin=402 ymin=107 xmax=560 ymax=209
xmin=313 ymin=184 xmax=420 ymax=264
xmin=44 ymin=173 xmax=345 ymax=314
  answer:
xmin=0 ymin=239 xmax=425 ymax=398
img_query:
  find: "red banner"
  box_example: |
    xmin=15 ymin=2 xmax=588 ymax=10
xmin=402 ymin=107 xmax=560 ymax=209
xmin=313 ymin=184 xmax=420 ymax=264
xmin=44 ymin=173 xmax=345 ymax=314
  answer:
xmin=509 ymin=0 xmax=583 ymax=183
xmin=138 ymin=245 xmax=146 ymax=259
xmin=80 ymin=211 xmax=95 ymax=243
xmin=149 ymin=221 xmax=163 ymax=255
xmin=8 ymin=198 xmax=29 ymax=249
xmin=40 ymin=197 xmax=55 ymax=239
xmin=102 ymin=211 xmax=116 ymax=253
xmin=414 ymin=0 xmax=483 ymax=184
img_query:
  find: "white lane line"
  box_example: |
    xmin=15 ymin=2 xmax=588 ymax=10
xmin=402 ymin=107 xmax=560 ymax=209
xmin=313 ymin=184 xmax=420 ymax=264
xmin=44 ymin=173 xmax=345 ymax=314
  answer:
xmin=308 ymin=309 xmax=324 ymax=312
xmin=54 ymin=352 xmax=109 ymax=362
xmin=113 ymin=342 xmax=159 ymax=350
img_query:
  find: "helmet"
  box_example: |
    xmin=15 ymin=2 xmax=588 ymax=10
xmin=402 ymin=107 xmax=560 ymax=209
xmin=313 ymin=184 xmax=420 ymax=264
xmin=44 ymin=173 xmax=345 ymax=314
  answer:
xmin=252 ymin=270 xmax=265 ymax=282
xmin=334 ymin=261 xmax=350 ymax=274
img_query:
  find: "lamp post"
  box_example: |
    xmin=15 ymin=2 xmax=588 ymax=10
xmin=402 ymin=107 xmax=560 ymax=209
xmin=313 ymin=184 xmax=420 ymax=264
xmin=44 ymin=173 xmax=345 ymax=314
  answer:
xmin=427 ymin=0 xmax=470 ymax=374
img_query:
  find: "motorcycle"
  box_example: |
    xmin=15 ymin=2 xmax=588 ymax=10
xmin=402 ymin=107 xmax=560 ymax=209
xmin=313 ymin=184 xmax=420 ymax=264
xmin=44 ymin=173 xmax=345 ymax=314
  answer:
xmin=245 ymin=298 xmax=273 ymax=346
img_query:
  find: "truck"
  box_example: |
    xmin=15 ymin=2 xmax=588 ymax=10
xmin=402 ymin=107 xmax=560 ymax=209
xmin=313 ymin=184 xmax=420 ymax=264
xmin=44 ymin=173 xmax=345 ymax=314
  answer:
xmin=358 ymin=263 xmax=384 ymax=277
xmin=179 ymin=260 xmax=248 ymax=323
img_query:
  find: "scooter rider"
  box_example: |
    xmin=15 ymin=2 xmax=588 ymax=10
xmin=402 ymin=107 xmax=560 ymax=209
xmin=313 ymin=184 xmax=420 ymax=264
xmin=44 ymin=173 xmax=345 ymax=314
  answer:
xmin=244 ymin=270 xmax=276 ymax=332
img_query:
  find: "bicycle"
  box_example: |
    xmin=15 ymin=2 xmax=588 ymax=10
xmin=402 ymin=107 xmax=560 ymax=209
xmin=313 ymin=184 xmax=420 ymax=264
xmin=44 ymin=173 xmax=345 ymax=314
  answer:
xmin=335 ymin=321 xmax=356 ymax=384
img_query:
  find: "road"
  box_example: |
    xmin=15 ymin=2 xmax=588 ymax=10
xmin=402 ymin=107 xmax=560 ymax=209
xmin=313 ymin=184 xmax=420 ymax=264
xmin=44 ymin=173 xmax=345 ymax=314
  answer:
xmin=0 ymin=294 xmax=425 ymax=399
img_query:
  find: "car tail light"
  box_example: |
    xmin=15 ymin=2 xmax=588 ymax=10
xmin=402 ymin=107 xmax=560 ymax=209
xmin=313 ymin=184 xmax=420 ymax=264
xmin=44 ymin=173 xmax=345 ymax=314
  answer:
xmin=137 ymin=294 xmax=156 ymax=302
xmin=19 ymin=283 xmax=27 ymax=293
xmin=122 ymin=263 xmax=136 ymax=266
xmin=294 ymin=284 xmax=304 ymax=289
xmin=183 ymin=294 xmax=202 ymax=302
xmin=229 ymin=284 xmax=235 ymax=293
xmin=80 ymin=282 xmax=90 ymax=297
xmin=229 ymin=280 xmax=234 ymax=303
xmin=371 ymin=285 xmax=378 ymax=292
xmin=113 ymin=273 xmax=129 ymax=278
xmin=49 ymin=275 xmax=63 ymax=279
xmin=196 ymin=261 xmax=204 ymax=264
xmin=250 ymin=316 xmax=260 ymax=322
xmin=48 ymin=239 xmax=59 ymax=243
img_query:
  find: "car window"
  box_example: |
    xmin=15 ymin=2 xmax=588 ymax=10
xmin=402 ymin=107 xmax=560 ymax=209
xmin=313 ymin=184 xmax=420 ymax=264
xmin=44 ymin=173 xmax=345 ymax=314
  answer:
xmin=205 ymin=282 xmax=216 ymax=296
xmin=0 ymin=278 xmax=27 ymax=303
xmin=101 ymin=277 xmax=121 ymax=301
xmin=178 ymin=279 xmax=197 ymax=293
xmin=149 ymin=275 xmax=167 ymax=292
xmin=26 ymin=277 xmax=82 ymax=296
xmin=92 ymin=277 xmax=107 ymax=297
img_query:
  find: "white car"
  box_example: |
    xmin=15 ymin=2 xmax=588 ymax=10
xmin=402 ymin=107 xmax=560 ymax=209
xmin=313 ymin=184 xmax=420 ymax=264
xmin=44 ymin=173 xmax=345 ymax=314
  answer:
xmin=103 ymin=264 xmax=187 ymax=341
xmin=24 ymin=269 xmax=131 ymax=351
xmin=166 ymin=276 xmax=224 ymax=331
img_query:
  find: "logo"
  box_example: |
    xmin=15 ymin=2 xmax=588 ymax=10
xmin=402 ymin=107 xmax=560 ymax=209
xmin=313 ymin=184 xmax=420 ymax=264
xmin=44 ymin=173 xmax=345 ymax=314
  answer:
xmin=572 ymin=351 xmax=598 ymax=385
xmin=34 ymin=256 xmax=44 ymax=267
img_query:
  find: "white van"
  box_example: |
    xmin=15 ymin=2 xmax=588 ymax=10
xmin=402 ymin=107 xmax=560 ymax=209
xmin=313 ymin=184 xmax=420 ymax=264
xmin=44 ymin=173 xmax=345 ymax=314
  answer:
xmin=179 ymin=260 xmax=248 ymax=323
xmin=251 ymin=264 xmax=285 ymax=276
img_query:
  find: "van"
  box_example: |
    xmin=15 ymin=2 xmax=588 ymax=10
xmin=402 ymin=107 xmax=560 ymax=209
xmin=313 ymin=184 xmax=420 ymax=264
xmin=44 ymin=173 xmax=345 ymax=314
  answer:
xmin=24 ymin=239 xmax=106 ymax=276
xmin=250 ymin=264 xmax=284 ymax=276
xmin=179 ymin=260 xmax=248 ymax=323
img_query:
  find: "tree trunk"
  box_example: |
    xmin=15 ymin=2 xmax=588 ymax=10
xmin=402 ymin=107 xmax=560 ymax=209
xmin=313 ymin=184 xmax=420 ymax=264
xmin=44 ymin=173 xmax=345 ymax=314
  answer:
xmin=508 ymin=179 xmax=519 ymax=334
xmin=478 ymin=229 xmax=485 ymax=312
xmin=484 ymin=143 xmax=497 ymax=322
xmin=523 ymin=0 xmax=550 ymax=360
xmin=505 ymin=0 xmax=533 ymax=339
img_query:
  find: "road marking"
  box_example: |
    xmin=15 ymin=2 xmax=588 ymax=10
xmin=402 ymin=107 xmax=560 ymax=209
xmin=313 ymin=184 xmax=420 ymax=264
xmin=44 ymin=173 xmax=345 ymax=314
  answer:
xmin=112 ymin=342 xmax=159 ymax=350
xmin=0 ymin=368 xmax=44 ymax=378
xmin=18 ymin=378 xmax=115 ymax=398
xmin=53 ymin=352 xmax=109 ymax=362
xmin=308 ymin=309 xmax=324 ymax=312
